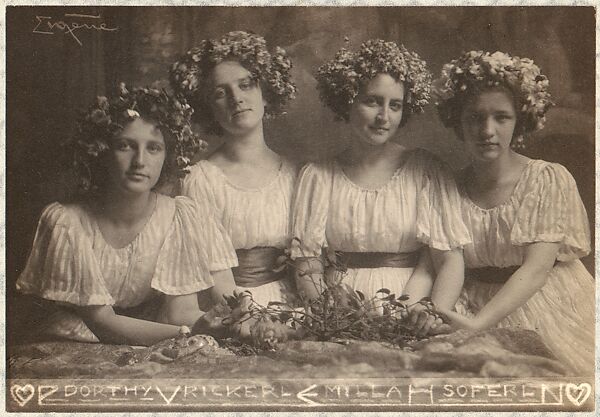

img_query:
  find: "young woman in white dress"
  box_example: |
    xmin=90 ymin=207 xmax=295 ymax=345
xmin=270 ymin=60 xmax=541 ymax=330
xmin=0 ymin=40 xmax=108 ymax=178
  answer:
xmin=171 ymin=31 xmax=299 ymax=308
xmin=432 ymin=51 xmax=594 ymax=374
xmin=291 ymin=40 xmax=470 ymax=329
xmin=17 ymin=85 xmax=238 ymax=346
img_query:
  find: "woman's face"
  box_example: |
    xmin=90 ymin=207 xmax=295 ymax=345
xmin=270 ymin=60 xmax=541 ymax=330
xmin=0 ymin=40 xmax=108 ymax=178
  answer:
xmin=107 ymin=117 xmax=166 ymax=195
xmin=208 ymin=60 xmax=266 ymax=136
xmin=459 ymin=90 xmax=518 ymax=162
xmin=348 ymin=73 xmax=405 ymax=147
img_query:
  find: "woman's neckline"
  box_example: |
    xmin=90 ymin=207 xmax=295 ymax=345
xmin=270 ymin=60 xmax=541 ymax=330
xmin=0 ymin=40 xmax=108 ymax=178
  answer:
xmin=203 ymin=158 xmax=285 ymax=191
xmin=334 ymin=148 xmax=413 ymax=192
xmin=462 ymin=158 xmax=536 ymax=211
xmin=92 ymin=192 xmax=160 ymax=250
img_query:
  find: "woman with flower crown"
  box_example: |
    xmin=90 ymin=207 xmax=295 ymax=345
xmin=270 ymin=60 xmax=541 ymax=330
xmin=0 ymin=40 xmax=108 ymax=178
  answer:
xmin=291 ymin=40 xmax=470 ymax=332
xmin=16 ymin=84 xmax=241 ymax=346
xmin=170 ymin=31 xmax=299 ymax=309
xmin=431 ymin=51 xmax=594 ymax=374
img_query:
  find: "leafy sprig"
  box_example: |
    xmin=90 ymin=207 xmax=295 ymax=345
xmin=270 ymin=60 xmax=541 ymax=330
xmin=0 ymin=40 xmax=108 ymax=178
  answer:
xmin=218 ymin=238 xmax=446 ymax=351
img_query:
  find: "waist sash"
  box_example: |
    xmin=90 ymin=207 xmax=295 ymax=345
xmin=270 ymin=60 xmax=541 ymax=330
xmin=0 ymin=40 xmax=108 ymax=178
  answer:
xmin=467 ymin=261 xmax=562 ymax=284
xmin=233 ymin=247 xmax=287 ymax=288
xmin=466 ymin=266 xmax=520 ymax=283
xmin=337 ymin=251 xmax=419 ymax=269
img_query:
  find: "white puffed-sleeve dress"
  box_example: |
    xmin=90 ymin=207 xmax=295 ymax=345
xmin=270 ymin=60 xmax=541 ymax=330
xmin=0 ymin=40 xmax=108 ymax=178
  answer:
xmin=291 ymin=149 xmax=470 ymax=299
xmin=16 ymin=194 xmax=237 ymax=342
xmin=456 ymin=159 xmax=594 ymax=375
xmin=181 ymin=159 xmax=298 ymax=306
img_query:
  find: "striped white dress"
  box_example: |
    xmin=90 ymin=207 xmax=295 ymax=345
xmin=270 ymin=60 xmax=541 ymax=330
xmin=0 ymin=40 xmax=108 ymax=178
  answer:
xmin=180 ymin=159 xmax=298 ymax=306
xmin=291 ymin=148 xmax=470 ymax=298
xmin=456 ymin=159 xmax=595 ymax=375
xmin=16 ymin=194 xmax=237 ymax=342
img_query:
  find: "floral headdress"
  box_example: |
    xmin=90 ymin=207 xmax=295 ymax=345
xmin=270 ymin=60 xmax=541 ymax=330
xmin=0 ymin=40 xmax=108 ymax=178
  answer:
xmin=169 ymin=31 xmax=297 ymax=135
xmin=315 ymin=39 xmax=431 ymax=123
xmin=432 ymin=51 xmax=553 ymax=142
xmin=67 ymin=83 xmax=207 ymax=193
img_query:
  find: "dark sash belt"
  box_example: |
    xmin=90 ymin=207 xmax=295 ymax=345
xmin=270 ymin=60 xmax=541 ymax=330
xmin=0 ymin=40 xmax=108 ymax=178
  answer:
xmin=233 ymin=247 xmax=287 ymax=288
xmin=466 ymin=266 xmax=520 ymax=283
xmin=467 ymin=261 xmax=562 ymax=284
xmin=337 ymin=251 xmax=419 ymax=269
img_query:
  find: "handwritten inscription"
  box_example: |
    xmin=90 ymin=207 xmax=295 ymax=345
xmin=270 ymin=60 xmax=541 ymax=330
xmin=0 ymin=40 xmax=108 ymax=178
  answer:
xmin=32 ymin=13 xmax=118 ymax=46
xmin=6 ymin=379 xmax=594 ymax=410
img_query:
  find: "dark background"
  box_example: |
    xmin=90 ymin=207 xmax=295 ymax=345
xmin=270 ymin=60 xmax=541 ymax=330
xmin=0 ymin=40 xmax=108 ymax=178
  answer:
xmin=6 ymin=6 xmax=595 ymax=340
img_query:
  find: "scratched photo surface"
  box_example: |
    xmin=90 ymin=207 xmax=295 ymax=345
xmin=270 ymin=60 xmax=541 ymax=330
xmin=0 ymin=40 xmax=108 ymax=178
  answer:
xmin=5 ymin=5 xmax=595 ymax=412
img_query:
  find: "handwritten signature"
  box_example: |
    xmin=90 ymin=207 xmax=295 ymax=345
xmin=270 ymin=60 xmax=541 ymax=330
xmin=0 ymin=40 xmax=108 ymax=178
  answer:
xmin=33 ymin=14 xmax=118 ymax=46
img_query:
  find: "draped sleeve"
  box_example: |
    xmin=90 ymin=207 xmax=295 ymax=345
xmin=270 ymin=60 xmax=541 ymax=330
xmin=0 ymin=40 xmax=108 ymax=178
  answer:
xmin=151 ymin=197 xmax=238 ymax=295
xmin=16 ymin=202 xmax=115 ymax=306
xmin=179 ymin=162 xmax=218 ymax=210
xmin=511 ymin=162 xmax=590 ymax=261
xmin=414 ymin=150 xmax=471 ymax=251
xmin=290 ymin=162 xmax=334 ymax=258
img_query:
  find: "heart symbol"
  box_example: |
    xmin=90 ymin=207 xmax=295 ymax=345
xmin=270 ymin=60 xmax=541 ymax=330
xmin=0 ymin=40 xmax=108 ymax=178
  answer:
xmin=10 ymin=384 xmax=35 ymax=407
xmin=565 ymin=383 xmax=592 ymax=407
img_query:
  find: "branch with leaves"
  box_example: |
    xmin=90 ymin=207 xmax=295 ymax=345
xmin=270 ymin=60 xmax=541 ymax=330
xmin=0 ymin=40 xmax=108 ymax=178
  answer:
xmin=209 ymin=238 xmax=451 ymax=351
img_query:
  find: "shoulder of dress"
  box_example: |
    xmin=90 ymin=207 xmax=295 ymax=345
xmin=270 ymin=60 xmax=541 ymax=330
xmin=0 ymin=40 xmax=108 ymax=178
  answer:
xmin=182 ymin=159 xmax=223 ymax=191
xmin=294 ymin=161 xmax=335 ymax=190
xmin=38 ymin=201 xmax=92 ymax=235
xmin=38 ymin=202 xmax=66 ymax=226
xmin=526 ymin=159 xmax=574 ymax=184
xmin=40 ymin=201 xmax=66 ymax=216
xmin=172 ymin=194 xmax=211 ymax=213
xmin=526 ymin=159 xmax=571 ymax=177
xmin=186 ymin=159 xmax=212 ymax=176
xmin=280 ymin=158 xmax=303 ymax=175
xmin=302 ymin=159 xmax=335 ymax=174
xmin=541 ymin=159 xmax=572 ymax=175
xmin=175 ymin=195 xmax=223 ymax=228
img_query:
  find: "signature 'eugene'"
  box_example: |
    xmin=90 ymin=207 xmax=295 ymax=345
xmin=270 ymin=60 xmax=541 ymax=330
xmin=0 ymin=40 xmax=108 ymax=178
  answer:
xmin=33 ymin=13 xmax=118 ymax=46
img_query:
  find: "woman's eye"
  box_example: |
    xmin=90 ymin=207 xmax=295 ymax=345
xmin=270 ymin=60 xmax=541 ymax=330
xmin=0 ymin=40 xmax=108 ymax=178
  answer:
xmin=115 ymin=141 xmax=131 ymax=151
xmin=390 ymin=102 xmax=403 ymax=112
xmin=147 ymin=143 xmax=164 ymax=154
xmin=496 ymin=114 xmax=513 ymax=122
xmin=239 ymin=80 xmax=254 ymax=90
xmin=363 ymin=97 xmax=378 ymax=106
xmin=213 ymin=88 xmax=226 ymax=99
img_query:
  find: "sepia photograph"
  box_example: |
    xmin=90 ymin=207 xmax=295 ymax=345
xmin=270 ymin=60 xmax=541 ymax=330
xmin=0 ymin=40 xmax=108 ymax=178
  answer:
xmin=4 ymin=4 xmax=596 ymax=412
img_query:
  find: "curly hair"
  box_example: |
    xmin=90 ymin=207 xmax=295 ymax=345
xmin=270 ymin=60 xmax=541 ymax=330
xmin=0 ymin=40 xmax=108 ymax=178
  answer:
xmin=315 ymin=39 xmax=431 ymax=126
xmin=432 ymin=50 xmax=553 ymax=144
xmin=169 ymin=31 xmax=297 ymax=136
xmin=66 ymin=83 xmax=206 ymax=195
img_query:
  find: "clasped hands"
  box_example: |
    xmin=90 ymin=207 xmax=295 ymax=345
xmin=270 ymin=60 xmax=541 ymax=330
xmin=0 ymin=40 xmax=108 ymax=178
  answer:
xmin=190 ymin=292 xmax=482 ymax=345
xmin=407 ymin=299 xmax=485 ymax=337
xmin=191 ymin=292 xmax=291 ymax=348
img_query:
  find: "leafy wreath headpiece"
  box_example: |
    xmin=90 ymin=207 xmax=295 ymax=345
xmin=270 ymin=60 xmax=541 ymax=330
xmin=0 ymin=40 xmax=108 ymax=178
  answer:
xmin=315 ymin=39 xmax=432 ymax=122
xmin=170 ymin=31 xmax=297 ymax=135
xmin=432 ymin=50 xmax=553 ymax=141
xmin=68 ymin=83 xmax=206 ymax=193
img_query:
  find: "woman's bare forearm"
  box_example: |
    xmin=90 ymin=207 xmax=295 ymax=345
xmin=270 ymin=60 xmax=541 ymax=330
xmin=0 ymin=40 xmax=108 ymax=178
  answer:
xmin=208 ymin=269 xmax=238 ymax=305
xmin=429 ymin=248 xmax=465 ymax=310
xmin=294 ymin=256 xmax=325 ymax=301
xmin=402 ymin=248 xmax=434 ymax=304
xmin=78 ymin=305 xmax=182 ymax=346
